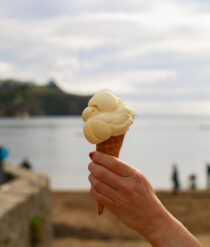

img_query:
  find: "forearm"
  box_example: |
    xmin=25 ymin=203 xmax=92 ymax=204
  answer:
xmin=143 ymin=209 xmax=202 ymax=247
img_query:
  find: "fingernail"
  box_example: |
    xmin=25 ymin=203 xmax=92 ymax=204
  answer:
xmin=89 ymin=151 xmax=95 ymax=159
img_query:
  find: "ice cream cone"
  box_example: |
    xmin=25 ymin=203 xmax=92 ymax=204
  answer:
xmin=96 ymin=134 xmax=125 ymax=215
xmin=82 ymin=91 xmax=135 ymax=216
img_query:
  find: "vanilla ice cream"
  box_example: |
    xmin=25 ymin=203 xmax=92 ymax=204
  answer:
xmin=82 ymin=91 xmax=135 ymax=144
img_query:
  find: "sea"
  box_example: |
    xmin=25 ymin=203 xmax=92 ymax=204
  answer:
xmin=0 ymin=116 xmax=210 ymax=190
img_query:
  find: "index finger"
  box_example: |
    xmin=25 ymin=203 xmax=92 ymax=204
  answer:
xmin=90 ymin=151 xmax=135 ymax=177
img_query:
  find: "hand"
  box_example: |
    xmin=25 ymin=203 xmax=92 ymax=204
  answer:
xmin=88 ymin=152 xmax=166 ymax=237
xmin=88 ymin=151 xmax=203 ymax=247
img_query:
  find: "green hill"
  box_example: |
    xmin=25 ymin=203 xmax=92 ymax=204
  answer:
xmin=0 ymin=79 xmax=91 ymax=117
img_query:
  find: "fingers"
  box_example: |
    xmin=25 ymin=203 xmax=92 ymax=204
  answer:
xmin=88 ymin=162 xmax=123 ymax=190
xmin=88 ymin=174 xmax=117 ymax=199
xmin=90 ymin=151 xmax=135 ymax=177
xmin=90 ymin=187 xmax=114 ymax=208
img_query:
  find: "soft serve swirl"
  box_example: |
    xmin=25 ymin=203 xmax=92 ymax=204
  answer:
xmin=82 ymin=91 xmax=135 ymax=144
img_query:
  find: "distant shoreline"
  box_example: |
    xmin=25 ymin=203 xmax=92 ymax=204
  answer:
xmin=51 ymin=189 xmax=210 ymax=194
xmin=0 ymin=115 xmax=82 ymax=119
xmin=1 ymin=114 xmax=210 ymax=119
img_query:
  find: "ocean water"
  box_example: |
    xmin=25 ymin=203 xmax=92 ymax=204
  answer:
xmin=0 ymin=116 xmax=210 ymax=190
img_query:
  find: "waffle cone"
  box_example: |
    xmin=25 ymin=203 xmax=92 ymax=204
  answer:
xmin=96 ymin=134 xmax=125 ymax=215
xmin=96 ymin=134 xmax=125 ymax=158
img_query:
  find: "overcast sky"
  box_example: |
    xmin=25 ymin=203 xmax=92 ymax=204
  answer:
xmin=0 ymin=0 xmax=210 ymax=115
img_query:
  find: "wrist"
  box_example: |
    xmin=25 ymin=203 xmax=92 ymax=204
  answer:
xmin=138 ymin=203 xmax=202 ymax=247
xmin=140 ymin=204 xmax=172 ymax=246
xmin=145 ymin=209 xmax=177 ymax=246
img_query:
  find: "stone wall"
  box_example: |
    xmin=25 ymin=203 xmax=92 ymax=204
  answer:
xmin=0 ymin=165 xmax=52 ymax=247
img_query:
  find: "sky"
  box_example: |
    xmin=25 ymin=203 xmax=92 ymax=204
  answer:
xmin=0 ymin=0 xmax=210 ymax=115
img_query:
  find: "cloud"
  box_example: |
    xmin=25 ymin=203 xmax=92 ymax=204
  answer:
xmin=0 ymin=61 xmax=12 ymax=73
xmin=0 ymin=0 xmax=210 ymax=115
xmin=127 ymin=99 xmax=210 ymax=116
xmin=53 ymin=69 xmax=176 ymax=95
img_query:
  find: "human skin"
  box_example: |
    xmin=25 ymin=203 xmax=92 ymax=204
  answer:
xmin=88 ymin=151 xmax=203 ymax=247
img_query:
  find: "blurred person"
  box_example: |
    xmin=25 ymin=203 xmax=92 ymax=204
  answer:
xmin=189 ymin=174 xmax=197 ymax=190
xmin=171 ymin=164 xmax=180 ymax=194
xmin=88 ymin=152 xmax=202 ymax=247
xmin=19 ymin=159 xmax=32 ymax=170
xmin=206 ymin=164 xmax=210 ymax=189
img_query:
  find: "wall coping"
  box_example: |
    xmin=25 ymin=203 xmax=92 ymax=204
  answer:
xmin=0 ymin=164 xmax=49 ymax=218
